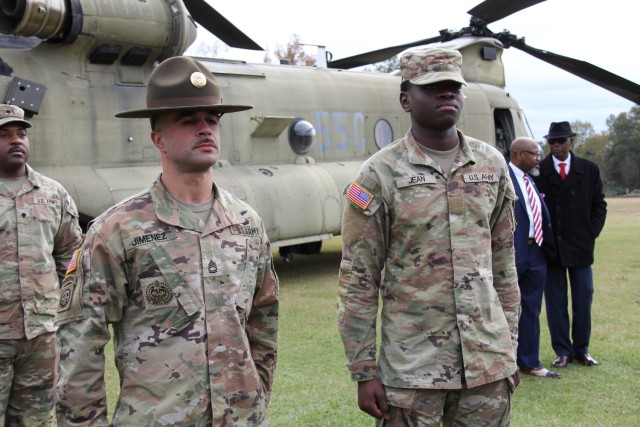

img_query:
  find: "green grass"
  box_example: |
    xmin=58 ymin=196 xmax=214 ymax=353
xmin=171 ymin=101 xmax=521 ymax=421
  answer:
xmin=105 ymin=197 xmax=640 ymax=426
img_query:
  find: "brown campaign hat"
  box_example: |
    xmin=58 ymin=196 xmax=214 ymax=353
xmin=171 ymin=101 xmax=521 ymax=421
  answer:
xmin=400 ymin=47 xmax=467 ymax=86
xmin=115 ymin=56 xmax=252 ymax=118
xmin=0 ymin=104 xmax=32 ymax=128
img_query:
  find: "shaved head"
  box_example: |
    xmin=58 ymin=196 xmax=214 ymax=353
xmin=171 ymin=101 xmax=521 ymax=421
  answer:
xmin=510 ymin=136 xmax=541 ymax=176
xmin=510 ymin=137 xmax=538 ymax=153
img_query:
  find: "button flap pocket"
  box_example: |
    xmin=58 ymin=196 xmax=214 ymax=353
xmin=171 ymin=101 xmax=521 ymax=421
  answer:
xmin=148 ymin=246 xmax=202 ymax=316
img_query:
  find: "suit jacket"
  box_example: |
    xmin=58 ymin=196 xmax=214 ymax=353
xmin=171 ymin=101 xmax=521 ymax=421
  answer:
xmin=534 ymin=152 xmax=607 ymax=267
xmin=509 ymin=166 xmax=556 ymax=275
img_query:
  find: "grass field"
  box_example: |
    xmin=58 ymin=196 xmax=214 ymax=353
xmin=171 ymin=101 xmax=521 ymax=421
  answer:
xmin=106 ymin=197 xmax=640 ymax=426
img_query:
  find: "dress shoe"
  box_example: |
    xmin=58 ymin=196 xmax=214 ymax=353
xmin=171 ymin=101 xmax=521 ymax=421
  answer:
xmin=574 ymin=353 xmax=599 ymax=366
xmin=551 ymin=355 xmax=573 ymax=368
xmin=521 ymin=366 xmax=561 ymax=378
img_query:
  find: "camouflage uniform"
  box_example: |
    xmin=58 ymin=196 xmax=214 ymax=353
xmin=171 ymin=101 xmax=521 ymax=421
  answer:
xmin=338 ymin=130 xmax=520 ymax=390
xmin=55 ymin=177 xmax=279 ymax=426
xmin=0 ymin=164 xmax=83 ymax=426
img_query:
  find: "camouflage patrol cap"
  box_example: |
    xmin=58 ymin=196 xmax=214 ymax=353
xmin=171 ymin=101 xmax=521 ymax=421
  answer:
xmin=115 ymin=56 xmax=253 ymax=118
xmin=0 ymin=104 xmax=32 ymax=128
xmin=400 ymin=47 xmax=466 ymax=86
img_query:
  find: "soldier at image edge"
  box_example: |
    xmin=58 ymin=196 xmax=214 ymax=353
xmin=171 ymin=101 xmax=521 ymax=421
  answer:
xmin=54 ymin=56 xmax=279 ymax=426
xmin=0 ymin=104 xmax=83 ymax=425
xmin=337 ymin=46 xmax=520 ymax=426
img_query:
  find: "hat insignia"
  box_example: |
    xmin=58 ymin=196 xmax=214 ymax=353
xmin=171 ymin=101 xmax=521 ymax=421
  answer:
xmin=190 ymin=72 xmax=207 ymax=88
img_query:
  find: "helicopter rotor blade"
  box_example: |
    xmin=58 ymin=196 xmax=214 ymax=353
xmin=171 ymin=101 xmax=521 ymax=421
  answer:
xmin=183 ymin=0 xmax=263 ymax=50
xmin=468 ymin=0 xmax=546 ymax=24
xmin=514 ymin=42 xmax=640 ymax=104
xmin=328 ymin=35 xmax=445 ymax=69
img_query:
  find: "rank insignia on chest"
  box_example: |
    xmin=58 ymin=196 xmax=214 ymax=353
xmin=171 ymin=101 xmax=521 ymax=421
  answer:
xmin=347 ymin=182 xmax=373 ymax=210
xmin=208 ymin=260 xmax=218 ymax=274
xmin=203 ymin=256 xmax=223 ymax=277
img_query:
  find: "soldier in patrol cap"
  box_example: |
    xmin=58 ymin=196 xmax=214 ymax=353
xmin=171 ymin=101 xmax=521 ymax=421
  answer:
xmin=337 ymin=46 xmax=520 ymax=425
xmin=0 ymin=104 xmax=83 ymax=425
xmin=55 ymin=56 xmax=279 ymax=426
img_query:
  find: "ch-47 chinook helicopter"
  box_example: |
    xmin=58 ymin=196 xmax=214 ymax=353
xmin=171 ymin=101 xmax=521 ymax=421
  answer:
xmin=1 ymin=0 xmax=639 ymax=261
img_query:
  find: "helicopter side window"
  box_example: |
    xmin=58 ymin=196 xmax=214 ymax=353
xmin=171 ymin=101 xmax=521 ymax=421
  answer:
xmin=494 ymin=109 xmax=515 ymax=160
xmin=374 ymin=119 xmax=393 ymax=150
xmin=288 ymin=119 xmax=316 ymax=155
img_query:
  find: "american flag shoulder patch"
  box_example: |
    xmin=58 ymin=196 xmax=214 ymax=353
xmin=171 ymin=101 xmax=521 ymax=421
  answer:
xmin=65 ymin=249 xmax=81 ymax=276
xmin=347 ymin=182 xmax=374 ymax=210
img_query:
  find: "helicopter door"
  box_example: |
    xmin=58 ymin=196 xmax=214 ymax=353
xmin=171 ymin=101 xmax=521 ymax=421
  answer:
xmin=494 ymin=108 xmax=515 ymax=159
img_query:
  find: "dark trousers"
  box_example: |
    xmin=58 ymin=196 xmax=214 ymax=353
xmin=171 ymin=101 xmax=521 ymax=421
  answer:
xmin=545 ymin=265 xmax=594 ymax=356
xmin=516 ymin=243 xmax=546 ymax=369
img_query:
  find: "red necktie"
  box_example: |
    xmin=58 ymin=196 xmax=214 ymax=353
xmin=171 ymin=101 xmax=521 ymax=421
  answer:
xmin=524 ymin=174 xmax=543 ymax=246
xmin=559 ymin=162 xmax=567 ymax=180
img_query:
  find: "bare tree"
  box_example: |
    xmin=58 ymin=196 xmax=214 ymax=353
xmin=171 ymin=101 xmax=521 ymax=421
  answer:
xmin=185 ymin=38 xmax=225 ymax=58
xmin=267 ymin=34 xmax=316 ymax=66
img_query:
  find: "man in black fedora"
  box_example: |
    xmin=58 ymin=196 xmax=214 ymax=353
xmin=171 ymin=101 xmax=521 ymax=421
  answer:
xmin=534 ymin=121 xmax=607 ymax=369
xmin=55 ymin=56 xmax=279 ymax=426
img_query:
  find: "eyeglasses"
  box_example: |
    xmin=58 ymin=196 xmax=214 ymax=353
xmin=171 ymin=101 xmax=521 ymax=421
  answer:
xmin=521 ymin=150 xmax=541 ymax=158
xmin=547 ymin=138 xmax=569 ymax=145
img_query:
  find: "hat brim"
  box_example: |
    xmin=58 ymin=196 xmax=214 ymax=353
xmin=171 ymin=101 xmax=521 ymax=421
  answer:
xmin=409 ymin=72 xmax=467 ymax=86
xmin=115 ymin=104 xmax=253 ymax=118
xmin=543 ymin=132 xmax=577 ymax=139
xmin=0 ymin=117 xmax=32 ymax=128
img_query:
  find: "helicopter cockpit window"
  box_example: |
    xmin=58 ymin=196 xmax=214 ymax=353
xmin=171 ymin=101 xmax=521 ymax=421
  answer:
xmin=288 ymin=119 xmax=316 ymax=155
xmin=374 ymin=119 xmax=393 ymax=150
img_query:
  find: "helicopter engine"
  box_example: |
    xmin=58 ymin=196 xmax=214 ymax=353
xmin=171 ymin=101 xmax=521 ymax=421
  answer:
xmin=0 ymin=0 xmax=195 ymax=63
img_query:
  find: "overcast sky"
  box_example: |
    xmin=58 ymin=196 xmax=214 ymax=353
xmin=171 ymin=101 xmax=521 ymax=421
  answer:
xmin=191 ymin=0 xmax=640 ymax=142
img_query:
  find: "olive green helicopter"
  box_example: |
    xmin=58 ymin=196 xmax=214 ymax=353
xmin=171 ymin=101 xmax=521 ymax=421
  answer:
xmin=1 ymin=0 xmax=638 ymax=261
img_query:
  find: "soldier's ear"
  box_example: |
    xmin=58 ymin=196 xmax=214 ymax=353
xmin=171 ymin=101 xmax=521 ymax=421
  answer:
xmin=151 ymin=131 xmax=166 ymax=153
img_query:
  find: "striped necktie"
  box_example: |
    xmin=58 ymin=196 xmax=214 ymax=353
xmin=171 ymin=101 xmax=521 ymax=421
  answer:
xmin=524 ymin=174 xmax=543 ymax=246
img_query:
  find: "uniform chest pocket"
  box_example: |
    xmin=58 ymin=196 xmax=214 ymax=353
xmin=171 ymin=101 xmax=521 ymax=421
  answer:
xmin=234 ymin=237 xmax=262 ymax=319
xmin=18 ymin=199 xmax=62 ymax=275
xmin=138 ymin=246 xmax=202 ymax=330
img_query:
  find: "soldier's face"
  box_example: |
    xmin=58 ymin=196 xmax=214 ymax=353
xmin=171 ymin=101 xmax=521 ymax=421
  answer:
xmin=151 ymin=110 xmax=221 ymax=173
xmin=400 ymin=80 xmax=464 ymax=131
xmin=0 ymin=124 xmax=29 ymax=178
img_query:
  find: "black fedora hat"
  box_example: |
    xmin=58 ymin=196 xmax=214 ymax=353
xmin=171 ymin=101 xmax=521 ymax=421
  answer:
xmin=115 ymin=56 xmax=252 ymax=118
xmin=543 ymin=121 xmax=577 ymax=139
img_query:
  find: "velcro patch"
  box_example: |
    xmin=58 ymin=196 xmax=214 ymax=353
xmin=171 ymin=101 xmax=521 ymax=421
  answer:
xmin=34 ymin=197 xmax=60 ymax=205
xmin=449 ymin=195 xmax=464 ymax=215
xmin=65 ymin=249 xmax=81 ymax=276
xmin=463 ymin=172 xmax=498 ymax=182
xmin=396 ymin=174 xmax=436 ymax=188
xmin=347 ymin=182 xmax=373 ymax=210
xmin=140 ymin=278 xmax=177 ymax=308
xmin=58 ymin=276 xmax=76 ymax=312
xmin=125 ymin=230 xmax=178 ymax=250
xmin=230 ymin=225 xmax=261 ymax=236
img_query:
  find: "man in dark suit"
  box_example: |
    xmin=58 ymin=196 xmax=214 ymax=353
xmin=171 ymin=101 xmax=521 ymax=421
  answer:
xmin=509 ymin=137 xmax=559 ymax=378
xmin=534 ymin=121 xmax=607 ymax=368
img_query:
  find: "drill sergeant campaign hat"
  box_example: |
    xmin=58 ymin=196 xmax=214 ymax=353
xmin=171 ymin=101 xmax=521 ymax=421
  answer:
xmin=0 ymin=104 xmax=32 ymax=128
xmin=115 ymin=56 xmax=253 ymax=118
xmin=400 ymin=47 xmax=467 ymax=86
